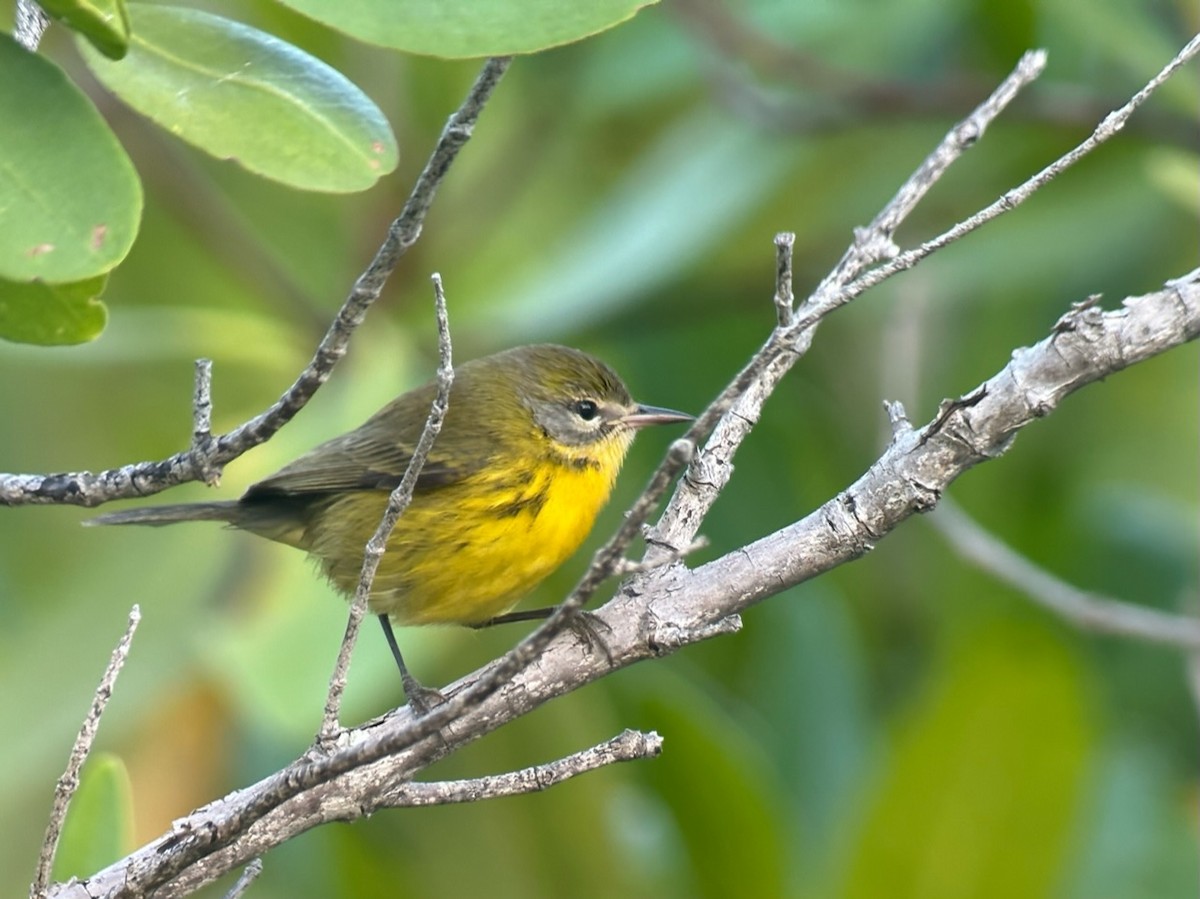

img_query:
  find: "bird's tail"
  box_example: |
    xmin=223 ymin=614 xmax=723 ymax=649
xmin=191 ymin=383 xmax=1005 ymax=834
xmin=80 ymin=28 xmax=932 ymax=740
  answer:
xmin=85 ymin=501 xmax=242 ymax=528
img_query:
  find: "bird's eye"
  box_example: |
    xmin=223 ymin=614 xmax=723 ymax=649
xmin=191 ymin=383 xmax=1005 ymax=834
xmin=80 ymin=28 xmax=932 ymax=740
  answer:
xmin=573 ymin=399 xmax=599 ymax=421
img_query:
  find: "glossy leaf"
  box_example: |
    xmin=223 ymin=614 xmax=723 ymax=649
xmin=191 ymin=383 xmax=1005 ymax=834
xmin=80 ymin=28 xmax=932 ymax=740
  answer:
xmin=0 ymin=275 xmax=107 ymax=345
xmin=277 ymin=0 xmax=659 ymax=58
xmin=79 ymin=6 xmax=398 ymax=192
xmin=54 ymin=753 xmax=135 ymax=881
xmin=0 ymin=34 xmax=141 ymax=283
xmin=39 ymin=0 xmax=131 ymax=59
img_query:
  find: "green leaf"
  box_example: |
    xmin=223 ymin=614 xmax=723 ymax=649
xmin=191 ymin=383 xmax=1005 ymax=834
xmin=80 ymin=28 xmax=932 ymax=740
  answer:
xmin=0 ymin=275 xmax=107 ymax=345
xmin=79 ymin=5 xmax=399 ymax=192
xmin=843 ymin=621 xmax=1092 ymax=899
xmin=0 ymin=34 xmax=142 ymax=283
xmin=277 ymin=0 xmax=659 ymax=58
xmin=39 ymin=0 xmax=131 ymax=59
xmin=54 ymin=753 xmax=135 ymax=881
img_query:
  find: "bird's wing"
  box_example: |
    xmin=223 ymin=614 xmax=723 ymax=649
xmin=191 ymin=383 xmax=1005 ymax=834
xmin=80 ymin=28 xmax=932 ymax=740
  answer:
xmin=243 ymin=388 xmax=489 ymax=499
xmin=244 ymin=437 xmax=471 ymax=498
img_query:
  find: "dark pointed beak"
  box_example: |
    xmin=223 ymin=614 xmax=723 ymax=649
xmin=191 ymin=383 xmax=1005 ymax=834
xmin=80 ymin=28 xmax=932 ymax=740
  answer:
xmin=621 ymin=403 xmax=693 ymax=430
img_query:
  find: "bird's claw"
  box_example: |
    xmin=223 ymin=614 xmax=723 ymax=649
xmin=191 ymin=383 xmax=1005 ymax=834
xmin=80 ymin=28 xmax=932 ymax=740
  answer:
xmin=564 ymin=609 xmax=614 ymax=664
xmin=403 ymin=675 xmax=446 ymax=715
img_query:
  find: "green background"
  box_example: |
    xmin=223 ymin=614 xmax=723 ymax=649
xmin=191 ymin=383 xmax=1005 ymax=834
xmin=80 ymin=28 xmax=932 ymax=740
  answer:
xmin=2 ymin=0 xmax=1198 ymax=896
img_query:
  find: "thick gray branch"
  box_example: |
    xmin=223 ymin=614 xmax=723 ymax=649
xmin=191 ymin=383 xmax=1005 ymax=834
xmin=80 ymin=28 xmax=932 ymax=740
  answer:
xmin=665 ymin=275 xmax=1200 ymax=621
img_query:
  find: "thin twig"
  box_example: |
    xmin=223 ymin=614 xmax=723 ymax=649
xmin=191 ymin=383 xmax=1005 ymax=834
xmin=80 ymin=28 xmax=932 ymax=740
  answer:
xmin=0 ymin=57 xmax=512 ymax=508
xmin=611 ymin=537 xmax=709 ymax=578
xmin=381 ymin=729 xmax=663 ymax=807
xmin=845 ymin=33 xmax=1200 ymax=299
xmin=190 ymin=359 xmax=219 ymax=486
xmin=676 ymin=272 xmax=1200 ymax=621
xmin=318 ymin=274 xmax=453 ymax=740
xmin=15 ymin=0 xmax=49 ymax=50
xmin=773 ymin=232 xmax=795 ymax=326
xmin=931 ymin=500 xmax=1200 ymax=649
xmin=30 ymin=606 xmax=141 ymax=899
xmin=818 ymin=48 xmax=1047 ymax=297
xmin=221 ymin=860 xmax=262 ymax=899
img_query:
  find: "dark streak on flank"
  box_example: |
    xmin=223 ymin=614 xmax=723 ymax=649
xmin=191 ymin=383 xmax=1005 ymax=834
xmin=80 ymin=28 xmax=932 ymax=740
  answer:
xmin=494 ymin=488 xmax=549 ymax=519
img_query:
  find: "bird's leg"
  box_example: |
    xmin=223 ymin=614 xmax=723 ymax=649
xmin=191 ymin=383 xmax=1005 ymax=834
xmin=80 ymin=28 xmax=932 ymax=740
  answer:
xmin=378 ymin=615 xmax=444 ymax=714
xmin=469 ymin=606 xmax=614 ymax=664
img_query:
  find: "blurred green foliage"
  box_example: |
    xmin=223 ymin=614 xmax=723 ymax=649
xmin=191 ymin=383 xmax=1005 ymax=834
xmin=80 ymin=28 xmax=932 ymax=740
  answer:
xmin=2 ymin=0 xmax=1198 ymax=896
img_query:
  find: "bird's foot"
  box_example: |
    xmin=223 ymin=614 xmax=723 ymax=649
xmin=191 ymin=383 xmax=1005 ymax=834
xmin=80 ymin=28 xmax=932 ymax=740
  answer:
xmin=402 ymin=673 xmax=446 ymax=715
xmin=564 ymin=608 xmax=614 ymax=664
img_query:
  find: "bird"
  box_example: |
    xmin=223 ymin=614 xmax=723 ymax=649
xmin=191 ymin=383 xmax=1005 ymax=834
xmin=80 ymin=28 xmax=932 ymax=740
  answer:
xmin=88 ymin=344 xmax=691 ymax=710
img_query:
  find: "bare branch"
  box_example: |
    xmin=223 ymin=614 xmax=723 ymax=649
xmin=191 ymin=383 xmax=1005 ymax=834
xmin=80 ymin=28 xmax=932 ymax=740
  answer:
xmin=930 ymin=500 xmax=1200 ymax=648
xmin=773 ymin=232 xmax=795 ymax=326
xmin=611 ymin=537 xmax=708 ymax=578
xmin=30 ymin=606 xmax=141 ymax=899
xmin=15 ymin=0 xmax=49 ymax=51
xmin=71 ymin=262 xmax=1200 ymax=899
xmin=318 ymin=274 xmax=454 ymax=739
xmin=53 ymin=210 xmax=1200 ymax=899
xmin=381 ymin=729 xmax=663 ymax=808
xmin=221 ymin=860 xmax=262 ymax=899
xmin=846 ymin=33 xmax=1200 ymax=298
xmin=645 ymin=50 xmax=1048 ymax=561
xmin=0 ymin=57 xmax=512 ymax=509
xmin=190 ymin=359 xmax=219 ymax=487
xmin=821 ymin=48 xmax=1048 ymax=293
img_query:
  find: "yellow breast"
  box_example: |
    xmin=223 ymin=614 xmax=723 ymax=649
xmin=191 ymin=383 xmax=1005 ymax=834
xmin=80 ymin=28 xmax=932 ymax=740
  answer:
xmin=308 ymin=432 xmax=632 ymax=626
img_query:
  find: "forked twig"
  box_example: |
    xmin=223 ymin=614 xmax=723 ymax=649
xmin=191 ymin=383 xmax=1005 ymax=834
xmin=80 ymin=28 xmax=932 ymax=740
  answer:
xmin=381 ymin=729 xmax=662 ymax=807
xmin=30 ymin=606 xmax=141 ymax=899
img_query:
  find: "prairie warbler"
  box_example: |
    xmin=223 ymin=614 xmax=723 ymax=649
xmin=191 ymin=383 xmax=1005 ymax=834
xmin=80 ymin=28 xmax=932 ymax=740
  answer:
xmin=89 ymin=344 xmax=690 ymax=707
